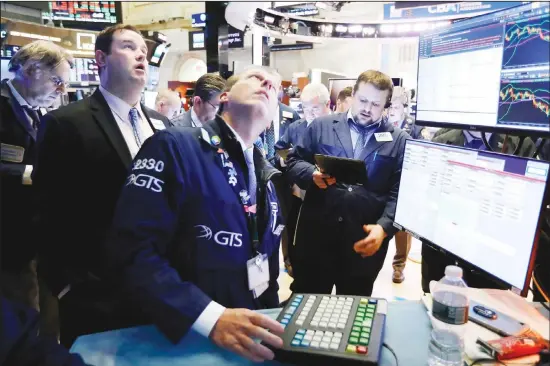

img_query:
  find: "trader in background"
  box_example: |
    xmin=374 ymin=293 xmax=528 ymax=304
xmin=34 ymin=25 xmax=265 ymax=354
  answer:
xmin=1 ymin=41 xmax=72 ymax=321
xmin=32 ymin=24 xmax=171 ymax=347
xmin=154 ymin=88 xmax=181 ymax=119
xmin=287 ymin=70 xmax=409 ymax=296
xmin=387 ymin=86 xmax=425 ymax=140
xmin=421 ymin=129 xmax=536 ymax=293
xmin=171 ymin=73 xmax=225 ymax=127
xmin=386 ymin=86 xmax=425 ymax=284
xmin=335 ymin=86 xmax=353 ymax=113
xmin=276 ymin=82 xmax=332 ymax=276
xmin=105 ymin=66 xmax=285 ymax=362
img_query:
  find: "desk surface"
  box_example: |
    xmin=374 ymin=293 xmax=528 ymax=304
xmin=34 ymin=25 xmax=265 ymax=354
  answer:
xmin=71 ymin=301 xmax=431 ymax=366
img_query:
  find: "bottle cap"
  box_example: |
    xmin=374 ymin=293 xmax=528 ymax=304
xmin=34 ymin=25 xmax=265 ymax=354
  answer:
xmin=445 ymin=265 xmax=463 ymax=278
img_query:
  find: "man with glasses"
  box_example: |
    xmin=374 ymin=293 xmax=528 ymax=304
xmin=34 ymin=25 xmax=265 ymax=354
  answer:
xmin=286 ymin=70 xmax=409 ymax=296
xmin=171 ymin=73 xmax=225 ymax=127
xmin=1 ymin=40 xmax=72 ymax=320
xmin=32 ymin=24 xmax=171 ymax=347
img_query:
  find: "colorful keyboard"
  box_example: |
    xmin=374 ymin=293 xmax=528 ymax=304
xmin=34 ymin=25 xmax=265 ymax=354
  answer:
xmin=268 ymin=294 xmax=387 ymax=365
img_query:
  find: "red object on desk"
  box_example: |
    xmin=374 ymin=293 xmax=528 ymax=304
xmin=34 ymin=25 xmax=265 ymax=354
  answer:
xmin=487 ymin=336 xmax=547 ymax=360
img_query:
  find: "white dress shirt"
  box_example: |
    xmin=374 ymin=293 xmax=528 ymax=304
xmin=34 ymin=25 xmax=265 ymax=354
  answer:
xmin=191 ymin=107 xmax=203 ymax=128
xmin=190 ymin=121 xmax=255 ymax=338
xmin=99 ymin=86 xmax=154 ymax=158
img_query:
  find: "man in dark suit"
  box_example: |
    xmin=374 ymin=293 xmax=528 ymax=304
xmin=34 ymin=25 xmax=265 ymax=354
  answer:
xmin=1 ymin=41 xmax=73 ymax=313
xmin=171 ymin=73 xmax=225 ymax=127
xmin=287 ymin=70 xmax=409 ymax=296
xmin=276 ymin=82 xmax=332 ymax=276
xmin=32 ymin=24 xmax=171 ymax=347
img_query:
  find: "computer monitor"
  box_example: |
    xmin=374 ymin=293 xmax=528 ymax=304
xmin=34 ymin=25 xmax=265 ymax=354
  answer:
xmin=394 ymin=139 xmax=550 ymax=296
xmin=415 ymin=2 xmax=550 ymax=136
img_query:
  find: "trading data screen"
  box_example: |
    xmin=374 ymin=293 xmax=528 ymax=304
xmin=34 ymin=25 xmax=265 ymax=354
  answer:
xmin=395 ymin=140 xmax=549 ymax=291
xmin=43 ymin=1 xmax=118 ymax=23
xmin=416 ymin=2 xmax=549 ymax=135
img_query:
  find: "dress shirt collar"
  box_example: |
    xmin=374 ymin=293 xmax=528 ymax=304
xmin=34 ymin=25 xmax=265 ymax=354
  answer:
xmin=99 ymin=85 xmax=144 ymax=121
xmin=346 ymin=108 xmax=382 ymax=132
xmin=7 ymin=79 xmax=34 ymax=109
xmin=191 ymin=106 xmax=203 ymax=128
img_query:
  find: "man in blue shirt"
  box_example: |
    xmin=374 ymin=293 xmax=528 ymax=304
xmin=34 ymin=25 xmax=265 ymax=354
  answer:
xmin=286 ymin=70 xmax=409 ymax=296
xmin=105 ymin=66 xmax=285 ymax=362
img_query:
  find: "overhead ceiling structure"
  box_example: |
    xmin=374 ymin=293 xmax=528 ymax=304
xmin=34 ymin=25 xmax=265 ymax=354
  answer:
xmin=225 ymin=2 xmax=452 ymax=42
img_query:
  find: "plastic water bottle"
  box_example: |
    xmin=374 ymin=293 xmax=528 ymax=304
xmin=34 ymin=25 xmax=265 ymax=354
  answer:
xmin=428 ymin=265 xmax=469 ymax=366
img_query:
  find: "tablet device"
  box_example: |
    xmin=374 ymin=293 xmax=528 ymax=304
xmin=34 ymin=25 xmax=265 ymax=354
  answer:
xmin=314 ymin=154 xmax=368 ymax=186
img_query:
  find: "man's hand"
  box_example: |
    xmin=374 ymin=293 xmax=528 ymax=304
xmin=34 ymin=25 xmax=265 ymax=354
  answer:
xmin=210 ymin=308 xmax=284 ymax=363
xmin=353 ymin=224 xmax=388 ymax=258
xmin=312 ymin=170 xmax=336 ymax=189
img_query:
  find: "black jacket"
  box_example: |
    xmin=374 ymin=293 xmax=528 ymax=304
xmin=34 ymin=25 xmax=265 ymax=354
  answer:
xmin=32 ymin=89 xmax=171 ymax=295
xmin=0 ymin=79 xmax=40 ymax=271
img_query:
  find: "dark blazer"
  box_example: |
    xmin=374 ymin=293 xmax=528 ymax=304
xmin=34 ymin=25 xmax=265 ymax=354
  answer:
xmin=276 ymin=118 xmax=308 ymax=150
xmin=277 ymin=102 xmax=301 ymax=139
xmin=171 ymin=109 xmax=193 ymax=127
xmin=32 ymin=89 xmax=171 ymax=295
xmin=286 ymin=113 xmax=409 ymax=275
xmin=432 ymin=128 xmax=536 ymax=157
xmin=0 ymin=79 xmax=40 ymax=271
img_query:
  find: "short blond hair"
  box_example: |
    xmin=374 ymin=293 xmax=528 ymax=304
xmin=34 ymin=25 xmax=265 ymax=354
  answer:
xmin=9 ymin=40 xmax=74 ymax=74
xmin=155 ymin=88 xmax=180 ymax=106
xmin=301 ymin=83 xmax=330 ymax=104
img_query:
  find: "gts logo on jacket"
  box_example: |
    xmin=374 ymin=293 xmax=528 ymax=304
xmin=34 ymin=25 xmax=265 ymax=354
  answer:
xmin=195 ymin=225 xmax=243 ymax=247
xmin=126 ymin=173 xmax=164 ymax=193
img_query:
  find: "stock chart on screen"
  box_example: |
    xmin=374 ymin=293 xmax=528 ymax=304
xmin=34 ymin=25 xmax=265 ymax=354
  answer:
xmin=417 ymin=2 xmax=550 ymax=135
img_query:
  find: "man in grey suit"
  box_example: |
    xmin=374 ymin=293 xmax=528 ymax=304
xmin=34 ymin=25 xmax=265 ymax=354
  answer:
xmin=171 ymin=73 xmax=225 ymax=127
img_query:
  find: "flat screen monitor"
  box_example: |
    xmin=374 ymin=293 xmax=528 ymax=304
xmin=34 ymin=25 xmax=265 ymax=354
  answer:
xmin=392 ymin=77 xmax=403 ymax=87
xmin=43 ymin=1 xmax=119 ymax=23
xmin=149 ymin=43 xmax=170 ymax=67
xmin=328 ymin=78 xmax=355 ymax=111
xmin=189 ymin=31 xmax=206 ymax=51
xmin=416 ymin=2 xmax=550 ymax=136
xmin=395 ymin=139 xmax=550 ymax=296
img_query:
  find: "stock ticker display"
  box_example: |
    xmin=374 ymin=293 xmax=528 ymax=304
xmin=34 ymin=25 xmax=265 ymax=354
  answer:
xmin=416 ymin=2 xmax=549 ymax=134
xmin=498 ymin=16 xmax=549 ymax=127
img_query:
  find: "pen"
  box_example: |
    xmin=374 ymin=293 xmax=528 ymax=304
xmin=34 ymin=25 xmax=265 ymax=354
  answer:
xmin=374 ymin=152 xmax=377 ymax=161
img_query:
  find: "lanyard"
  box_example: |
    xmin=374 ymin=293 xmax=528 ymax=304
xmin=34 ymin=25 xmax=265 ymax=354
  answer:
xmin=214 ymin=147 xmax=261 ymax=256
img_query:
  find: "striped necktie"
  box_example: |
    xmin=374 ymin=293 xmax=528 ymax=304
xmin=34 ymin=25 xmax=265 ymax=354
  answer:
xmin=129 ymin=107 xmax=143 ymax=147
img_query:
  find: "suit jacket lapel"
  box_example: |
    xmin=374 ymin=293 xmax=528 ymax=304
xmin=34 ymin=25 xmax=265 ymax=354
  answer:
xmin=332 ymin=114 xmax=354 ymax=158
xmin=359 ymin=121 xmax=394 ymax=161
xmin=89 ymin=90 xmax=132 ymax=168
xmin=1 ymin=81 xmax=37 ymax=140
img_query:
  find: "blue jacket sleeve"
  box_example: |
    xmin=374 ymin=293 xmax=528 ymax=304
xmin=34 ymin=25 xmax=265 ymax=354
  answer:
xmin=105 ymin=131 xmax=213 ymax=344
xmin=0 ymin=296 xmax=90 ymax=366
xmin=286 ymin=122 xmax=317 ymax=190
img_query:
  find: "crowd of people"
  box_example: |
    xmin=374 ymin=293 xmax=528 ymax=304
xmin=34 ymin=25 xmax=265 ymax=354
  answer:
xmin=1 ymin=23 xmax=548 ymax=366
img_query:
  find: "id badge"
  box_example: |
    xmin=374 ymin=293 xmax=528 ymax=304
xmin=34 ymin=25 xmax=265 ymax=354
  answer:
xmin=247 ymin=253 xmax=270 ymax=297
xmin=374 ymin=132 xmax=393 ymax=142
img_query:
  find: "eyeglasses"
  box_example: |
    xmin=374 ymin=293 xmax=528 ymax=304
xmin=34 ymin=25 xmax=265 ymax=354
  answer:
xmin=50 ymin=76 xmax=69 ymax=89
xmin=206 ymin=100 xmax=220 ymax=111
